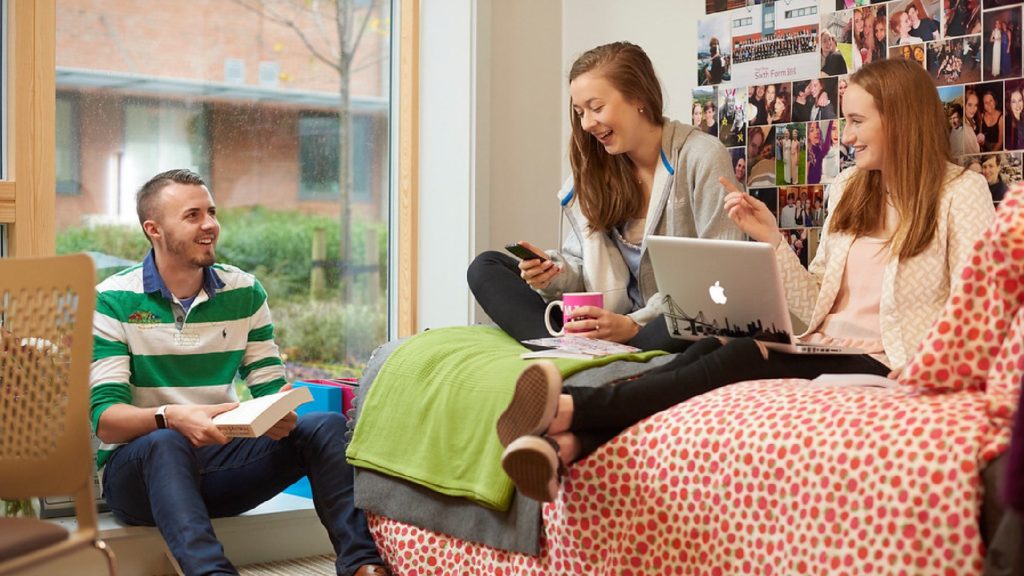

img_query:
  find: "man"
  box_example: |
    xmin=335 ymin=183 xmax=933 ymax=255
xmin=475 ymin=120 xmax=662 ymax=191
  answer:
xmin=792 ymin=81 xmax=813 ymax=122
xmin=808 ymin=79 xmax=836 ymax=121
xmin=982 ymin=154 xmax=1008 ymax=202
xmin=703 ymin=101 xmax=719 ymax=137
xmin=90 ymin=169 xmax=389 ymax=576
xmin=779 ymin=192 xmax=799 ymax=228
xmin=908 ymin=5 xmax=939 ymax=42
xmin=948 ymin=105 xmax=964 ymax=155
xmin=705 ymin=36 xmax=725 ymax=85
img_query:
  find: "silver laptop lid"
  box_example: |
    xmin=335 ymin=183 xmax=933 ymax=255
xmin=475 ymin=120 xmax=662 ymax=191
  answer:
xmin=646 ymin=236 xmax=796 ymax=345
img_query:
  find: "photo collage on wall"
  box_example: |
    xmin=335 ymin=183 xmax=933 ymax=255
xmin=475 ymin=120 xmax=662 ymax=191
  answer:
xmin=699 ymin=0 xmax=1017 ymax=267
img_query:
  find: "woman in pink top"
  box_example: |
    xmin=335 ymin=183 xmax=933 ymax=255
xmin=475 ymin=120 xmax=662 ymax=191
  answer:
xmin=494 ymin=58 xmax=996 ymax=503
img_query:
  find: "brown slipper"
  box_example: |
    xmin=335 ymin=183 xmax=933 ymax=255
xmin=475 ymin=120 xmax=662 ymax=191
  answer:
xmin=496 ymin=361 xmax=562 ymax=447
xmin=501 ymin=435 xmax=563 ymax=502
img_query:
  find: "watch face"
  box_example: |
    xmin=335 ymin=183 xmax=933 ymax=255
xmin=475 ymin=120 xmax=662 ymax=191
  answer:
xmin=155 ymin=406 xmax=167 ymax=429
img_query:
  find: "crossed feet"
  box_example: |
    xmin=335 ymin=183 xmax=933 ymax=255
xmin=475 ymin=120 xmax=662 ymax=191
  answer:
xmin=496 ymin=361 xmax=579 ymax=502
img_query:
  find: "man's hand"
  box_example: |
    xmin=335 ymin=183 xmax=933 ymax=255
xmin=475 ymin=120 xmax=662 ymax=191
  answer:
xmin=166 ymin=402 xmax=238 ymax=447
xmin=263 ymin=382 xmax=298 ymax=440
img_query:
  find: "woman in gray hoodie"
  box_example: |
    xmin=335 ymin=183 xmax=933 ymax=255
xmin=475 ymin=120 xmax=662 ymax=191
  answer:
xmin=467 ymin=42 xmax=743 ymax=351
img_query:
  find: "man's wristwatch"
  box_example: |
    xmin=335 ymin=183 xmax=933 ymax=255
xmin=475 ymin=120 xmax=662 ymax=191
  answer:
xmin=155 ymin=405 xmax=169 ymax=429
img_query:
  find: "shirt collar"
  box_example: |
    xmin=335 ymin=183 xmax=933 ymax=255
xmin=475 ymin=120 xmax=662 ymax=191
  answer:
xmin=142 ymin=249 xmax=225 ymax=302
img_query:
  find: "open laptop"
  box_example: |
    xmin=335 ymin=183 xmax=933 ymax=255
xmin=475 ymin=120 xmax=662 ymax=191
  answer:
xmin=646 ymin=235 xmax=863 ymax=355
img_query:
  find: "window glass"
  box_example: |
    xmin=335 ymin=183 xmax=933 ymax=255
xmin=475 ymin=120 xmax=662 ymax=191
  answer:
xmin=55 ymin=1 xmax=393 ymax=376
xmin=56 ymin=94 xmax=80 ymax=195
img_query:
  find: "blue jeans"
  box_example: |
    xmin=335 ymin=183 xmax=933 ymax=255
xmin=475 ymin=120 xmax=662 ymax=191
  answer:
xmin=102 ymin=412 xmax=382 ymax=576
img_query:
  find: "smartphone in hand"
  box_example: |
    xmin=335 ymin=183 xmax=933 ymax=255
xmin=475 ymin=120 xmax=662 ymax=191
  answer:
xmin=504 ymin=242 xmax=549 ymax=262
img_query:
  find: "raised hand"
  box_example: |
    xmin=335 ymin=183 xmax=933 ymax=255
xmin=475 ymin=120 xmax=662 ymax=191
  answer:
xmin=721 ymin=176 xmax=784 ymax=246
xmin=518 ymin=241 xmax=561 ymax=289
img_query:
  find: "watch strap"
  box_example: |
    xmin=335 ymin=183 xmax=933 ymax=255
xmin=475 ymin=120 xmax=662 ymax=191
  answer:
xmin=155 ymin=405 xmax=168 ymax=429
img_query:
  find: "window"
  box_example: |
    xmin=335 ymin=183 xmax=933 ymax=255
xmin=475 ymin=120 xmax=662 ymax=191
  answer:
xmin=734 ymin=16 xmax=752 ymax=27
xmin=122 ymin=100 xmax=209 ymax=219
xmin=57 ymin=0 xmax=393 ymax=370
xmin=299 ymin=112 xmax=378 ymax=202
xmin=56 ymin=94 xmax=80 ymax=195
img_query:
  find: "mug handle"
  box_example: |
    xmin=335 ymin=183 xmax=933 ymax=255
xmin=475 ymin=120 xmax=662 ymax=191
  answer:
xmin=544 ymin=300 xmax=564 ymax=337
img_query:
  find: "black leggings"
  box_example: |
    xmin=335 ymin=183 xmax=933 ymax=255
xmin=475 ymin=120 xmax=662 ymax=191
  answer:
xmin=567 ymin=337 xmax=891 ymax=457
xmin=467 ymin=250 xmax=689 ymax=352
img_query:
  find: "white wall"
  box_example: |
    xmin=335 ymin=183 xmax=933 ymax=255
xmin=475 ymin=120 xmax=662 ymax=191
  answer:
xmin=414 ymin=0 xmax=700 ymax=330
xmin=561 ymin=0 xmax=699 ymax=175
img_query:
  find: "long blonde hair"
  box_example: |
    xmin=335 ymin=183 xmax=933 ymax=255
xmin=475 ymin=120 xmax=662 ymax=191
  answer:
xmin=828 ymin=58 xmax=955 ymax=259
xmin=568 ymin=42 xmax=664 ymax=232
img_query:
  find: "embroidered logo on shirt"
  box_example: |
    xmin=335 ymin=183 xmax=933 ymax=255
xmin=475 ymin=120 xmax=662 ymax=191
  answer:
xmin=127 ymin=310 xmax=159 ymax=324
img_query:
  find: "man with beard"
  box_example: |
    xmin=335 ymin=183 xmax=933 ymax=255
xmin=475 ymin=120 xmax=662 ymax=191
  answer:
xmin=89 ymin=169 xmax=389 ymax=576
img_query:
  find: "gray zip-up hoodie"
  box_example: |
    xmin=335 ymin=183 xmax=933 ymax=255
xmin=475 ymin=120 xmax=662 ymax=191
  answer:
xmin=538 ymin=119 xmax=745 ymax=326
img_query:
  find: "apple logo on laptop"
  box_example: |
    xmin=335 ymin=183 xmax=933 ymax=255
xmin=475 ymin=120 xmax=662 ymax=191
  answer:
xmin=709 ymin=281 xmax=728 ymax=305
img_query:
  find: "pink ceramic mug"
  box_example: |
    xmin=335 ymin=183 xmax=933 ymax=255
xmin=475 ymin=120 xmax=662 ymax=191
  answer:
xmin=544 ymin=292 xmax=604 ymax=336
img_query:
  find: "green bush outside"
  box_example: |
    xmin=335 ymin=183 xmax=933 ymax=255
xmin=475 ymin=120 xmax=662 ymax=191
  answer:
xmin=56 ymin=207 xmax=389 ymax=365
xmin=273 ymin=300 xmax=386 ymax=366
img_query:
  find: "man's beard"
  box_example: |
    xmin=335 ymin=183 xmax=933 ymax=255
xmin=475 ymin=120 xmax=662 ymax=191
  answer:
xmin=167 ymin=234 xmax=215 ymax=268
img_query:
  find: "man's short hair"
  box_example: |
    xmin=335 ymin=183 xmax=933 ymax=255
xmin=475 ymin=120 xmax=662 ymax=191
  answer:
xmin=136 ymin=169 xmax=207 ymax=227
xmin=950 ymin=103 xmax=963 ymax=117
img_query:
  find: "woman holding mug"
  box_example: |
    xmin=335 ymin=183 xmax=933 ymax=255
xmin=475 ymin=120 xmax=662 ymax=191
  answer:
xmin=467 ymin=42 xmax=743 ymax=351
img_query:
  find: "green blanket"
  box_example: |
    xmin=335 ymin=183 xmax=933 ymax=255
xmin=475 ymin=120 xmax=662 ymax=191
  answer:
xmin=345 ymin=326 xmax=666 ymax=511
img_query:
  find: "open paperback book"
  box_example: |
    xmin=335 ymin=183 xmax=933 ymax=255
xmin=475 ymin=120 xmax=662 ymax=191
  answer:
xmin=212 ymin=386 xmax=314 ymax=438
xmin=520 ymin=336 xmax=641 ymax=360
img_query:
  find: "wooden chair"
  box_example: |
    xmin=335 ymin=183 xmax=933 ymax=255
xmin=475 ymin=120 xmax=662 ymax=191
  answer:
xmin=0 ymin=254 xmax=117 ymax=575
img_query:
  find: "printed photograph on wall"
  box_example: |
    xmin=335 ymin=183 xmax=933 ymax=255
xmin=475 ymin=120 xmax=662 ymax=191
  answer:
xmin=706 ymin=0 xmax=747 ymax=16
xmin=838 ymin=75 xmax=849 ymax=116
xmin=983 ymin=6 xmax=1022 ymax=81
xmin=1005 ymin=78 xmax=1024 ymax=150
xmin=776 ymin=123 xmax=806 ymax=186
xmin=853 ymin=4 xmax=888 ymax=70
xmin=781 ymin=227 xmax=811 ymax=267
xmin=893 ymin=42 xmax=928 ymax=67
xmin=976 ymin=151 xmax=1020 ymax=202
xmin=699 ymin=12 xmax=733 ymax=85
xmin=730 ymin=147 xmax=748 ymax=189
xmin=821 ymin=11 xmax=854 ymax=77
xmin=748 ymin=83 xmax=793 ymax=125
xmin=807 ymin=119 xmax=843 ymax=184
xmin=779 ymin=185 xmax=825 ymax=228
xmin=836 ymin=0 xmax=871 ymax=9
xmin=943 ymin=0 xmax=981 ymax=38
xmin=747 ymin=125 xmax=778 ymax=189
xmin=719 ymin=86 xmax=749 ymax=147
xmin=792 ymin=77 xmax=839 ymax=121
xmin=927 ymin=35 xmax=982 ymax=85
xmin=693 ymin=86 xmax=719 ymax=136
xmin=888 ymin=0 xmax=940 ymax=46
xmin=938 ymin=85 xmax=977 ymax=155
xmin=731 ymin=1 xmax=821 ymax=85
xmin=749 ymin=187 xmax=779 ymax=220
xmin=967 ymin=81 xmax=1005 ymax=151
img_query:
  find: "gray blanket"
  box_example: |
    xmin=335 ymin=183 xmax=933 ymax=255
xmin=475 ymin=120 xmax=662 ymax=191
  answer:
xmin=349 ymin=335 xmax=677 ymax=555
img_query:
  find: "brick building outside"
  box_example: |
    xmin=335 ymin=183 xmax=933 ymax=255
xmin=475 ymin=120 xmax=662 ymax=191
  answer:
xmin=55 ymin=0 xmax=390 ymax=232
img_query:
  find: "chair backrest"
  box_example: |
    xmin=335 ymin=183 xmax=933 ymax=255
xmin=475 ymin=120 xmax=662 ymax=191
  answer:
xmin=0 ymin=254 xmax=96 ymax=524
